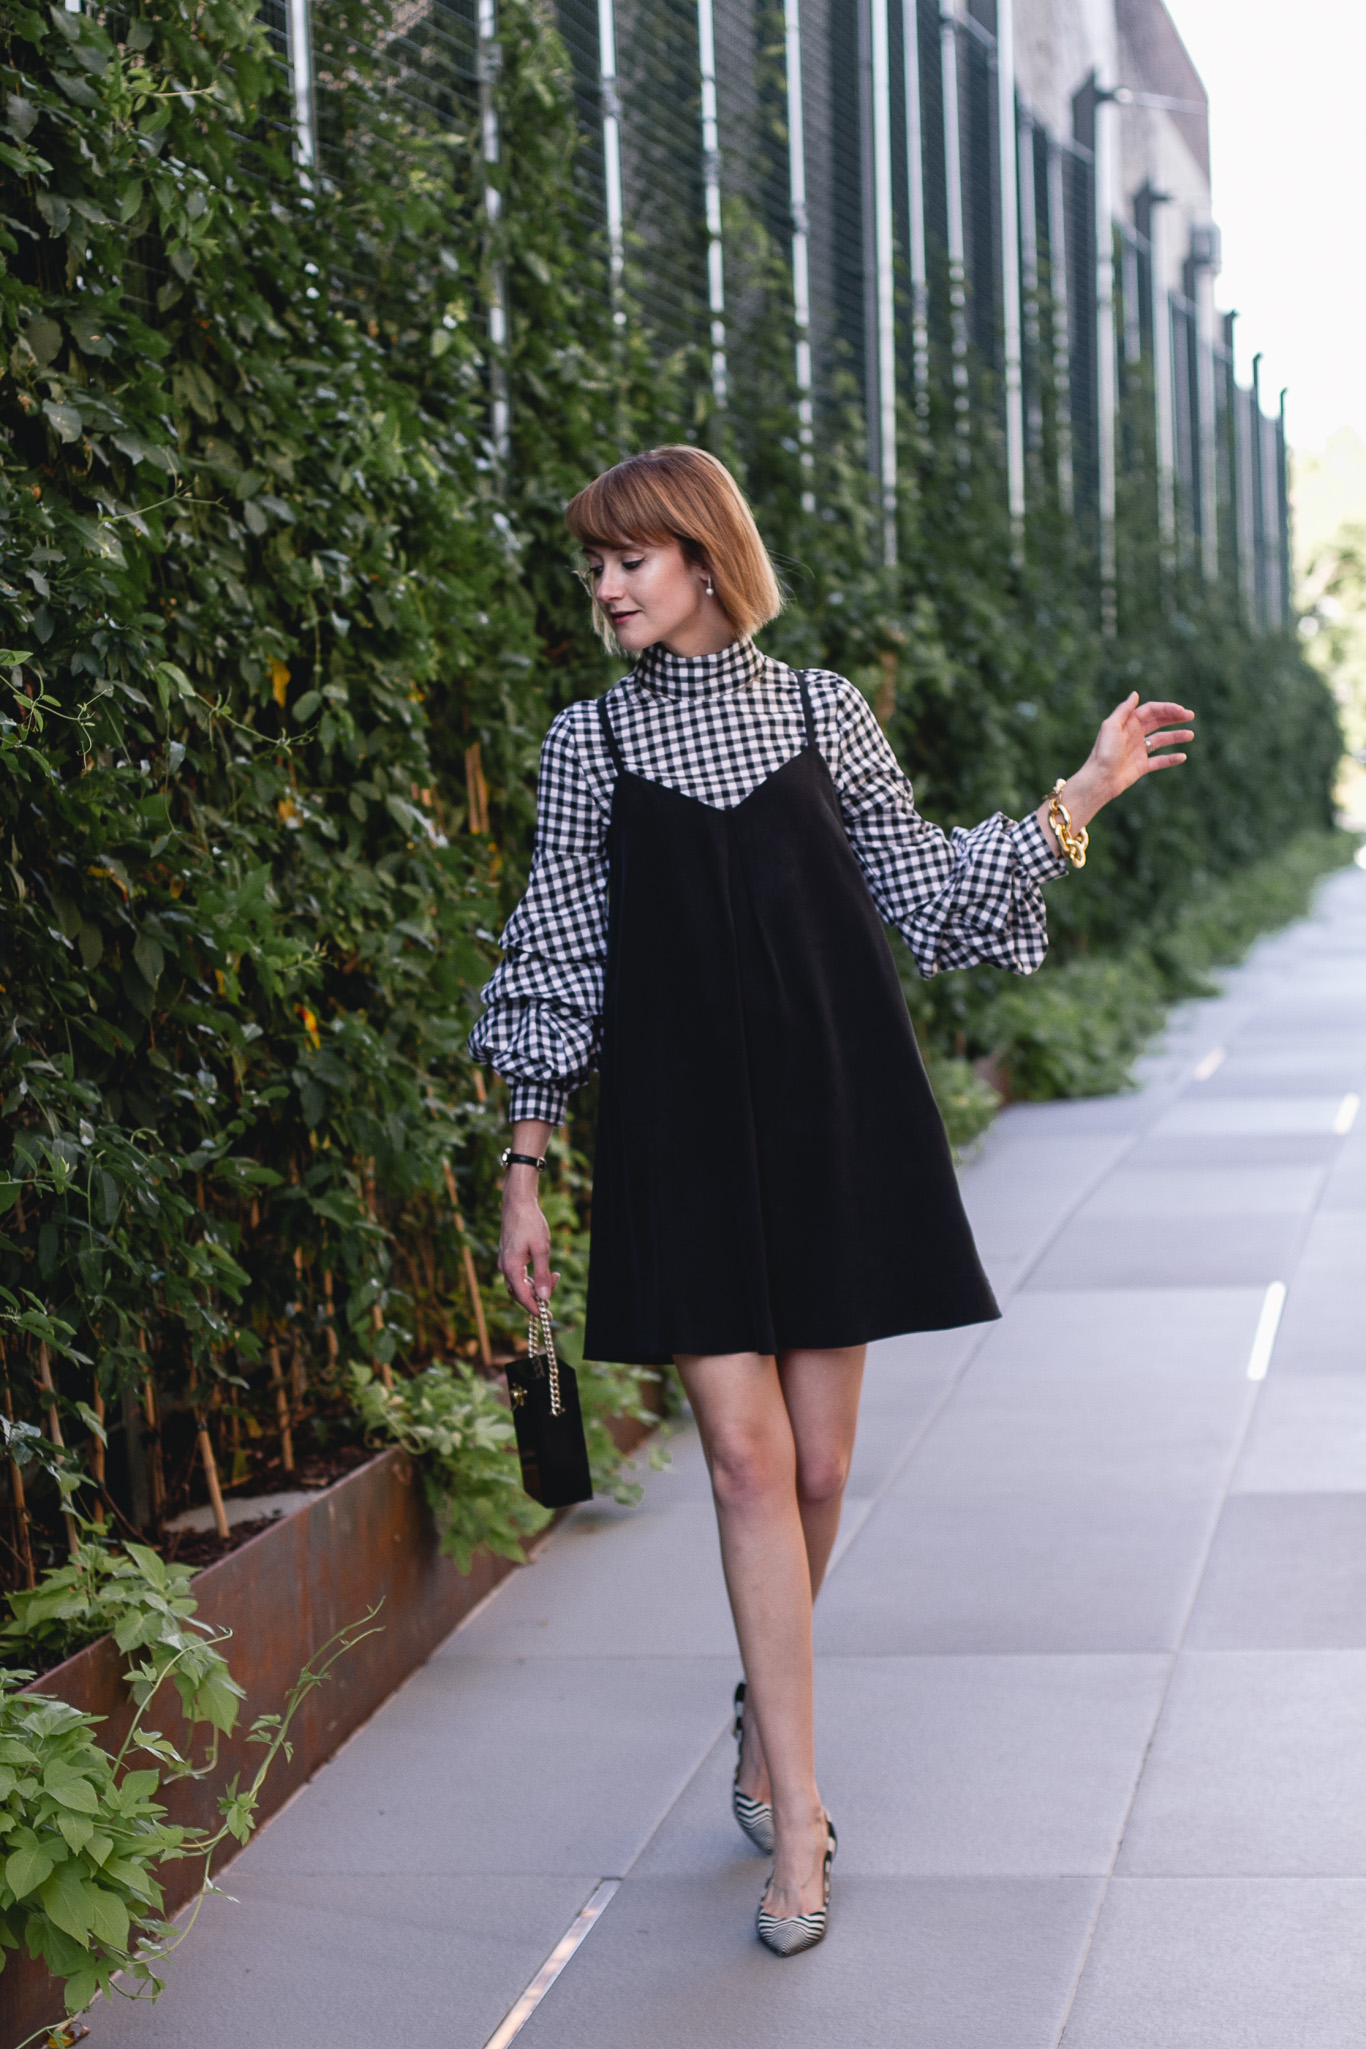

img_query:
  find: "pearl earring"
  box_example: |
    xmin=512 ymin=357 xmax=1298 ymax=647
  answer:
xmin=705 ymin=578 xmax=714 ymax=596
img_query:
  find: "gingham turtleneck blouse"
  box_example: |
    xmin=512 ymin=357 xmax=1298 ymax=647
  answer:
xmin=469 ymin=638 xmax=1068 ymax=1125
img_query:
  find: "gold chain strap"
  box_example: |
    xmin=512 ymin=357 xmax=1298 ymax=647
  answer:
xmin=1046 ymin=779 xmax=1089 ymax=869
xmin=528 ymin=1297 xmax=564 ymax=1418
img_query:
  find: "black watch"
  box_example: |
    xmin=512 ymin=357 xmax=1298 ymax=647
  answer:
xmin=500 ymin=1149 xmax=546 ymax=1172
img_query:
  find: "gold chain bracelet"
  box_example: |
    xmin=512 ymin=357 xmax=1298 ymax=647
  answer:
xmin=1046 ymin=779 xmax=1089 ymax=869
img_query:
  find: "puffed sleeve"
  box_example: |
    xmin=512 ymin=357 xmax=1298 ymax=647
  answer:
xmin=466 ymin=703 xmax=612 ymax=1124
xmin=825 ymin=675 xmax=1068 ymax=976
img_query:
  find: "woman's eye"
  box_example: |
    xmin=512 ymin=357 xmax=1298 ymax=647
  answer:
xmin=623 ymin=558 xmax=643 ymax=572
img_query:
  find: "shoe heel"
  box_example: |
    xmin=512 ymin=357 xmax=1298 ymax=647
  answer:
xmin=731 ymin=1683 xmax=774 ymax=1854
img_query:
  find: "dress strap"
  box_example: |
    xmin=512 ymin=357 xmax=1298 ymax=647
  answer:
xmin=796 ymin=669 xmax=817 ymax=750
xmin=597 ymin=691 xmax=625 ymax=773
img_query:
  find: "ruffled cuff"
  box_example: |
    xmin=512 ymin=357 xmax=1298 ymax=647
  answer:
xmin=507 ymin=1079 xmax=570 ymax=1127
xmin=1012 ymin=810 xmax=1071 ymax=881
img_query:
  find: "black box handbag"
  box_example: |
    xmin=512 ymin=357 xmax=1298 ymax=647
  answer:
xmin=506 ymin=1299 xmax=593 ymax=1508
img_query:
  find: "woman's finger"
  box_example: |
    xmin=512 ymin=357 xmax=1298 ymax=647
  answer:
xmin=1135 ymin=700 xmax=1195 ymax=726
xmin=531 ymin=1242 xmax=556 ymax=1302
xmin=502 ymin=1246 xmax=539 ymax=1313
xmin=1143 ymin=751 xmax=1187 ymax=771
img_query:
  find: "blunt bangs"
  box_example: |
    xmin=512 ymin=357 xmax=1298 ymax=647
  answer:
xmin=565 ymin=446 xmax=783 ymax=644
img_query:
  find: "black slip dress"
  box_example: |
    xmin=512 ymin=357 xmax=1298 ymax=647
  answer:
xmin=582 ymin=671 xmax=999 ymax=1366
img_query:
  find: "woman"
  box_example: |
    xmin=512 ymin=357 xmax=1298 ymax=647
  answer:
xmin=469 ymin=446 xmax=1192 ymax=1956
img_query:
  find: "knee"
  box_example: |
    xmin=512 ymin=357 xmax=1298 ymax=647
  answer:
xmin=795 ymin=1445 xmax=851 ymax=1509
xmin=707 ymin=1428 xmax=793 ymax=1511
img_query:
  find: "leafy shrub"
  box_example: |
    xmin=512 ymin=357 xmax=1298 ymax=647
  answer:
xmin=2 ymin=1535 xmax=243 ymax=1738
xmin=0 ymin=1607 xmax=372 ymax=2020
xmin=351 ymin=1362 xmax=552 ymax=1574
xmin=0 ymin=1676 xmax=183 ymax=2015
xmin=921 ymin=1051 xmax=1004 ymax=1156
xmin=984 ymin=830 xmax=1355 ymax=1100
xmin=986 ymin=953 xmax=1168 ymax=1101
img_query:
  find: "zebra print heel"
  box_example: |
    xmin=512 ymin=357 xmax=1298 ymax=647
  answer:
xmin=731 ymin=1682 xmax=774 ymax=1855
xmin=756 ymin=1814 xmax=836 ymax=1958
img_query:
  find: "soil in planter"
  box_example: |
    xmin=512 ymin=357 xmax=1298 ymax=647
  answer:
xmin=162 ymin=1443 xmax=375 ymax=1569
xmin=162 ymin=1512 xmax=315 ymax=1571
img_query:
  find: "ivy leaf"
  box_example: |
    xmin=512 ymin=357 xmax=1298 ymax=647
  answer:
xmin=69 ymin=312 xmax=114 ymax=358
xmin=62 ymin=1967 xmax=101 ymax=2014
xmin=43 ymin=1768 xmax=100 ymax=1814
xmin=39 ymin=1862 xmax=96 ymax=1943
xmin=41 ymin=400 xmax=84 ymax=444
xmin=57 ymin=1811 xmax=94 ymax=1854
xmin=87 ymin=1883 xmax=130 ymax=1951
xmin=23 ymin=316 xmax=62 ymax=366
xmin=133 ymin=934 xmax=164 ymax=987
xmin=50 ymin=69 xmax=101 ymax=106
xmin=5 ymin=93 xmax=38 ymax=139
xmin=6 ymin=1843 xmax=55 ymax=1899
xmin=189 ymin=1669 xmax=243 ymax=1734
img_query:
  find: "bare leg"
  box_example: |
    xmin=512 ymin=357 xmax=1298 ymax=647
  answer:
xmin=732 ymin=1346 xmax=865 ymax=1811
xmin=677 ymin=1346 xmax=864 ymax=1917
xmin=785 ymin=1345 xmax=867 ymax=1598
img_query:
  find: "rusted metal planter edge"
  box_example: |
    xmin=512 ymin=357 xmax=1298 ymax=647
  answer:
xmin=5 ymin=1419 xmax=659 ymax=2048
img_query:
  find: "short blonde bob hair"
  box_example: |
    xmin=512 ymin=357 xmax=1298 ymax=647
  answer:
xmin=565 ymin=446 xmax=783 ymax=644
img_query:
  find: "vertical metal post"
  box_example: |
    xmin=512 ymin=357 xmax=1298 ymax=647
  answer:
xmin=1277 ymin=388 xmax=1291 ymax=625
xmin=871 ymin=0 xmax=897 ymax=563
xmin=1233 ymin=326 xmax=1256 ymax=618
xmin=479 ymin=0 xmax=509 ymax=469
xmin=598 ymin=0 xmax=625 ymax=298
xmin=1121 ymin=232 xmax=1141 ymax=364
xmin=940 ymin=4 xmax=969 ymax=441
xmin=286 ymin=0 xmax=317 ymax=178
xmin=1250 ymin=351 xmax=1266 ymax=628
xmin=901 ymin=0 xmax=929 ymax=410
xmin=697 ymin=0 xmax=727 ymax=404
xmin=1263 ymin=391 xmax=1281 ymax=626
xmin=1192 ymin=231 xmax=1220 ymax=582
xmin=1094 ymin=85 xmax=1118 ymax=633
xmin=1149 ymin=192 xmax=1176 ymax=569
xmin=996 ymin=0 xmax=1024 ymax=547
xmin=1018 ymin=110 xmax=1042 ymax=460
xmin=1046 ymin=141 xmax=1073 ymax=516
xmin=785 ymin=0 xmax=816 ymax=509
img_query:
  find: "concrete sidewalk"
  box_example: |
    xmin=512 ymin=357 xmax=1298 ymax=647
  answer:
xmin=95 ymin=864 xmax=1366 ymax=2049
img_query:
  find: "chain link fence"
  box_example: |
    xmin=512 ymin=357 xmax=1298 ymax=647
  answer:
xmin=296 ymin=0 xmax=1291 ymax=629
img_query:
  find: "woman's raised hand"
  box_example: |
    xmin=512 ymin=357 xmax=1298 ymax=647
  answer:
xmin=1088 ymin=691 xmax=1195 ymax=804
xmin=1040 ymin=691 xmax=1195 ymax=846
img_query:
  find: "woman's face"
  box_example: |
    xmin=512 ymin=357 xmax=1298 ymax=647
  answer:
xmin=583 ymin=537 xmax=725 ymax=655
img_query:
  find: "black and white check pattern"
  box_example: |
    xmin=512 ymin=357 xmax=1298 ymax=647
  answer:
xmin=468 ymin=639 xmax=1068 ymax=1124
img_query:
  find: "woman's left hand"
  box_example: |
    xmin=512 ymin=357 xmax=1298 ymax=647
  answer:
xmin=1041 ymin=692 xmax=1195 ymax=847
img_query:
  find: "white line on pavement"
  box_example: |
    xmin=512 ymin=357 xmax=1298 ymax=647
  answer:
xmin=1334 ymin=1092 xmax=1361 ymax=1136
xmin=1245 ymin=1281 xmax=1287 ymax=1382
xmin=1192 ymin=1045 xmax=1226 ymax=1081
xmin=482 ymin=1879 xmax=621 ymax=2049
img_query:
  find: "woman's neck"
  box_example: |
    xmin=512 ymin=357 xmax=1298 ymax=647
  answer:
xmin=655 ymin=619 xmax=736 ymax=658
